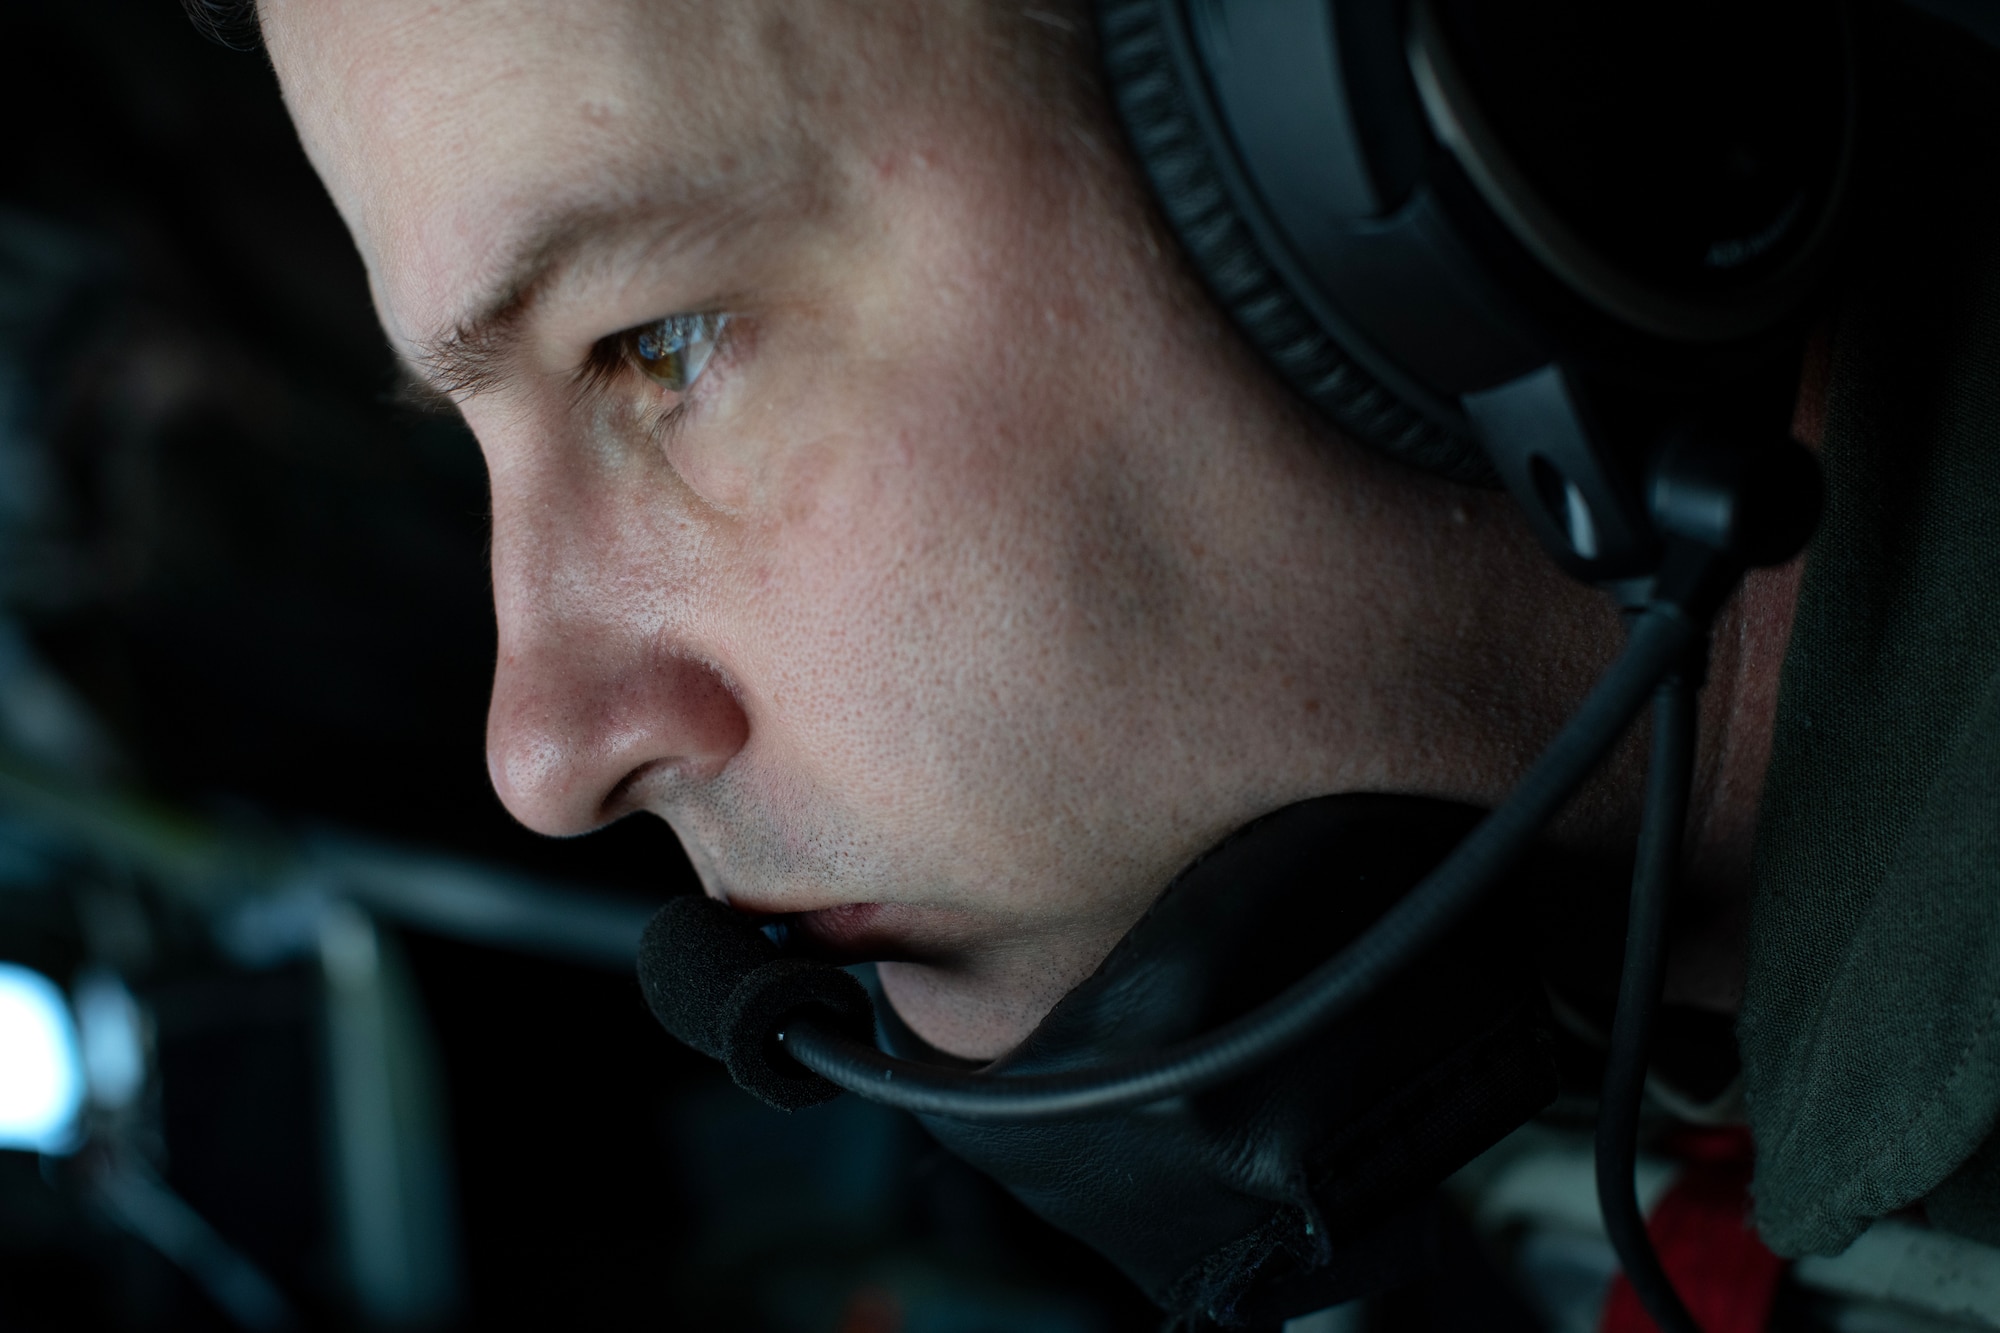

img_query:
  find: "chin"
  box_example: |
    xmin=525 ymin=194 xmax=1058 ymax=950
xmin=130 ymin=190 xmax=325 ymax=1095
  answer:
xmin=872 ymin=958 xmax=1063 ymax=1063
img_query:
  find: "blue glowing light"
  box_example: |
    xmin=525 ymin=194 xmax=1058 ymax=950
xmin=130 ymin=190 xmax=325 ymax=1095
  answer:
xmin=0 ymin=963 xmax=84 ymax=1154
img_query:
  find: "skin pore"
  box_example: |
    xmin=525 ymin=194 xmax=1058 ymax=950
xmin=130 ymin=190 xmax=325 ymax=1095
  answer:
xmin=261 ymin=0 xmax=1800 ymax=1058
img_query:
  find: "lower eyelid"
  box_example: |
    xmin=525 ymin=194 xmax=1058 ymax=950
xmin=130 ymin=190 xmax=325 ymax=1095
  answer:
xmin=644 ymin=400 xmax=694 ymax=451
xmin=587 ymin=313 xmax=749 ymax=464
xmin=641 ymin=341 xmax=730 ymax=445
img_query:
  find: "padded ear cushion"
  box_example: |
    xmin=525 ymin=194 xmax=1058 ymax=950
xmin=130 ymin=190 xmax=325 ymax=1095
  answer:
xmin=1096 ymin=0 xmax=1497 ymax=486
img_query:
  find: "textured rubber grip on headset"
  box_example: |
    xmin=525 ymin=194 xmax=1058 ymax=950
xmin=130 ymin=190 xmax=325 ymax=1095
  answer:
xmin=1095 ymin=0 xmax=1495 ymax=485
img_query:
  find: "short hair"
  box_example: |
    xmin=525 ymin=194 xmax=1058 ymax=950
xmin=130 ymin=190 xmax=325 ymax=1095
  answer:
xmin=181 ymin=0 xmax=261 ymax=51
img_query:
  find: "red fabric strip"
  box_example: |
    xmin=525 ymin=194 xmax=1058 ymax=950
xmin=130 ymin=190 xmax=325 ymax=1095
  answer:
xmin=1599 ymin=1129 xmax=1785 ymax=1333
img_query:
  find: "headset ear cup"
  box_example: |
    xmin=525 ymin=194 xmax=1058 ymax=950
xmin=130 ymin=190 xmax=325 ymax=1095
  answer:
xmin=1096 ymin=0 xmax=1496 ymax=486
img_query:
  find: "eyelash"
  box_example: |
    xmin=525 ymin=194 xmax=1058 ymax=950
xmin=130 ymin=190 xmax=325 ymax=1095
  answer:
xmin=577 ymin=312 xmax=733 ymax=445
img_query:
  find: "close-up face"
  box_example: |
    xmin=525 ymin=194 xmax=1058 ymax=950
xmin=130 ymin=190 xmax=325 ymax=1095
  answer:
xmin=261 ymin=0 xmax=1615 ymax=1058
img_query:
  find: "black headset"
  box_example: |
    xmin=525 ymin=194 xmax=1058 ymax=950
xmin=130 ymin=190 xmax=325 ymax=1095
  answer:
xmin=1103 ymin=0 xmax=1850 ymax=579
xmin=640 ymin=4 xmax=1856 ymax=1329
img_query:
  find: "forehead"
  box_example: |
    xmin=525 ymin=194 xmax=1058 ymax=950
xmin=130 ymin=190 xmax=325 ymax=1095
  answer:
xmin=262 ymin=0 xmax=950 ymax=349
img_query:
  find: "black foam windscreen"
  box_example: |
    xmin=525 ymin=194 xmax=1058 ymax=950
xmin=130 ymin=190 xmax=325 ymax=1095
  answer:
xmin=636 ymin=895 xmax=875 ymax=1111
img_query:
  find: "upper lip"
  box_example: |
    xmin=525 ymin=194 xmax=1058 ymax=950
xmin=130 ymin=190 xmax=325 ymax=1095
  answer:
xmin=789 ymin=903 xmax=914 ymax=962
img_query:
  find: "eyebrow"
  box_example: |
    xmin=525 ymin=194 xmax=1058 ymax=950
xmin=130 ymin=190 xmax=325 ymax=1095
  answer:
xmin=410 ymin=256 xmax=550 ymax=399
xmin=409 ymin=206 xmax=667 ymax=401
xmin=408 ymin=175 xmax=800 ymax=401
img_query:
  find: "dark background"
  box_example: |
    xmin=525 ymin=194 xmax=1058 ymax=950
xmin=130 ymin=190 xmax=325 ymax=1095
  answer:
xmin=0 ymin=4 xmax=1155 ymax=1330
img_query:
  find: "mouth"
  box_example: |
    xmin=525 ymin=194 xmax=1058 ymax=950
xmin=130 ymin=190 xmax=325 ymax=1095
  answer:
xmin=733 ymin=900 xmax=936 ymax=965
xmin=796 ymin=902 xmax=932 ymax=962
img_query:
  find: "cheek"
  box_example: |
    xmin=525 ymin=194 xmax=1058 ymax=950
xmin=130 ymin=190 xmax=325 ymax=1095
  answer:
xmin=714 ymin=177 xmax=1192 ymax=812
xmin=725 ymin=349 xmax=1159 ymax=833
xmin=737 ymin=393 xmax=1018 ymax=743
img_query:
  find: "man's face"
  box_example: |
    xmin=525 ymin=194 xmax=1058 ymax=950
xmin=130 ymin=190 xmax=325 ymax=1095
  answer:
xmin=265 ymin=0 xmax=1589 ymax=1056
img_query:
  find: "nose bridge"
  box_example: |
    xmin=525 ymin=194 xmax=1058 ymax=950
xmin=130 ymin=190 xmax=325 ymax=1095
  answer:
xmin=480 ymin=420 xmax=746 ymax=837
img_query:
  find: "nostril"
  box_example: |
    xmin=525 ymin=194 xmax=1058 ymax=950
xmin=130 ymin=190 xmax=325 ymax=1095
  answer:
xmin=600 ymin=756 xmax=684 ymax=824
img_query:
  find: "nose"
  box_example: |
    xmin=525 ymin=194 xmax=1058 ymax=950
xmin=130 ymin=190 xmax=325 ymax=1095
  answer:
xmin=478 ymin=421 xmax=749 ymax=838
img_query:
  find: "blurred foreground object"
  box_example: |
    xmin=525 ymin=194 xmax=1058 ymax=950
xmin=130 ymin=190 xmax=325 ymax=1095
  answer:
xmin=0 ymin=962 xmax=85 ymax=1154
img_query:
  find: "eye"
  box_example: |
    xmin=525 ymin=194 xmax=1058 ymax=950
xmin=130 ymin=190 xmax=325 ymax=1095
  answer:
xmin=618 ymin=312 xmax=728 ymax=392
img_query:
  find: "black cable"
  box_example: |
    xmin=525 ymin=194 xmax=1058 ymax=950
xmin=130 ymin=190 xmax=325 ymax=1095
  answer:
xmin=781 ymin=600 xmax=1704 ymax=1119
xmin=1594 ymin=660 xmax=1705 ymax=1333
